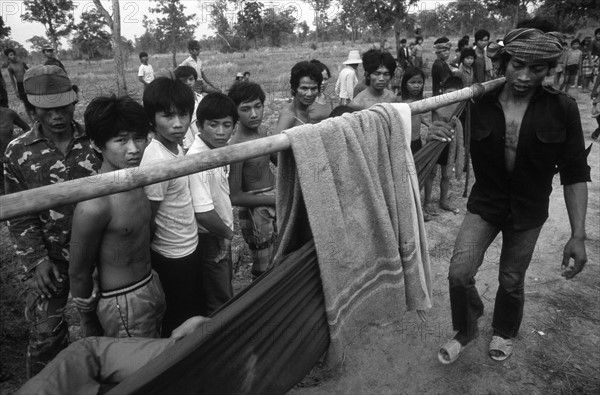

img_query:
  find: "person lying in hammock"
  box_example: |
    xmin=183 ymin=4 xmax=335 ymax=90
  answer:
xmin=16 ymin=316 xmax=211 ymax=395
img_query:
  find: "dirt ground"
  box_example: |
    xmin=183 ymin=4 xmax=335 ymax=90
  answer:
xmin=1 ymin=84 xmax=599 ymax=394
xmin=290 ymin=88 xmax=600 ymax=394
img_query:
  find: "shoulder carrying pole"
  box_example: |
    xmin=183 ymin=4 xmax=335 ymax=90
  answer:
xmin=0 ymin=77 xmax=505 ymax=222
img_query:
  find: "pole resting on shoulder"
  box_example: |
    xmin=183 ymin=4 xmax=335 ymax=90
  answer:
xmin=0 ymin=78 xmax=506 ymax=222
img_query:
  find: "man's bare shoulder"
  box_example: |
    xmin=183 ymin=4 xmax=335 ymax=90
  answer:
xmin=75 ymin=195 xmax=110 ymax=222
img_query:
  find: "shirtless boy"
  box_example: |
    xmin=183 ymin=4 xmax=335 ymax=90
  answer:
xmin=275 ymin=61 xmax=323 ymax=133
xmin=228 ymin=82 xmax=277 ymax=278
xmin=4 ymin=49 xmax=28 ymax=104
xmin=69 ymin=95 xmax=165 ymax=338
xmin=349 ymin=49 xmax=398 ymax=110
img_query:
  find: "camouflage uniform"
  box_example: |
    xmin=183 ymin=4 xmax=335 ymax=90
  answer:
xmin=3 ymin=121 xmax=100 ymax=377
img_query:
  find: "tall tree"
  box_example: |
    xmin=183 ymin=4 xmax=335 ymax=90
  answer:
xmin=234 ymin=1 xmax=263 ymax=49
xmin=27 ymin=35 xmax=51 ymax=52
xmin=262 ymin=7 xmax=297 ymax=47
xmin=150 ymin=0 xmax=198 ymax=68
xmin=358 ymin=0 xmax=417 ymax=51
xmin=72 ymin=9 xmax=111 ymax=61
xmin=339 ymin=0 xmax=365 ymax=43
xmin=21 ymin=0 xmax=74 ymax=51
xmin=0 ymin=16 xmax=11 ymax=39
xmin=304 ymin=0 xmax=331 ymax=45
xmin=92 ymin=0 xmax=127 ymax=96
xmin=536 ymin=0 xmax=600 ymax=32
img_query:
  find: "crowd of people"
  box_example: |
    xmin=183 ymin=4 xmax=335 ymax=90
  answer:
xmin=0 ymin=19 xmax=594 ymax=392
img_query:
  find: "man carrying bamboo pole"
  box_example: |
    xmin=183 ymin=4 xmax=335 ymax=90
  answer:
xmin=3 ymin=65 xmax=101 ymax=377
xmin=436 ymin=26 xmax=590 ymax=364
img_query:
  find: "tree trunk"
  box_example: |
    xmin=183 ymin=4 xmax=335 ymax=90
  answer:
xmin=393 ymin=21 xmax=402 ymax=59
xmin=314 ymin=11 xmax=319 ymax=46
xmin=93 ymin=0 xmax=127 ymax=96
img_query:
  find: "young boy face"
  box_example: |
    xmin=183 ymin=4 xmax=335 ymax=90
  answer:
xmin=463 ymin=56 xmax=475 ymax=67
xmin=237 ymin=99 xmax=264 ymax=130
xmin=178 ymin=75 xmax=196 ymax=89
xmin=7 ymin=52 xmax=16 ymax=61
xmin=197 ymin=116 xmax=234 ymax=148
xmin=368 ymin=66 xmax=392 ymax=91
xmin=140 ymin=56 xmax=148 ymax=65
xmin=476 ymin=37 xmax=489 ymax=50
xmin=154 ymin=108 xmax=191 ymax=145
xmin=571 ymin=42 xmax=580 ymax=50
xmin=99 ymin=131 xmax=147 ymax=171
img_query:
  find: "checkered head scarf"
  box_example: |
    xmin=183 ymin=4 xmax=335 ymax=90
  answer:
xmin=433 ymin=42 xmax=452 ymax=53
xmin=492 ymin=28 xmax=563 ymax=63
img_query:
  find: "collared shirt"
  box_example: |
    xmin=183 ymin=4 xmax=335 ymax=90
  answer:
xmin=44 ymin=57 xmax=66 ymax=72
xmin=187 ymin=137 xmax=233 ymax=233
xmin=3 ymin=121 xmax=101 ymax=272
xmin=335 ymin=66 xmax=358 ymax=100
xmin=179 ymin=56 xmax=204 ymax=82
xmin=468 ymin=84 xmax=591 ymax=230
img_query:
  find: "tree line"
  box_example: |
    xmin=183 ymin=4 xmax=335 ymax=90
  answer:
xmin=2 ymin=0 xmax=598 ymax=61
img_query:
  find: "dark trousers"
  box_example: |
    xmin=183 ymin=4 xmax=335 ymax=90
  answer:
xmin=151 ymin=246 xmax=204 ymax=337
xmin=197 ymin=233 xmax=233 ymax=315
xmin=23 ymin=259 xmax=70 ymax=378
xmin=448 ymin=211 xmax=542 ymax=339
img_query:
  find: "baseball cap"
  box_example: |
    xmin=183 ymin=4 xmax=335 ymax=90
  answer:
xmin=42 ymin=45 xmax=54 ymax=51
xmin=24 ymin=65 xmax=77 ymax=109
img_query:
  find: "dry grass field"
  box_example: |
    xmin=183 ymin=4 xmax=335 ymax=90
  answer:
xmin=1 ymin=38 xmax=598 ymax=394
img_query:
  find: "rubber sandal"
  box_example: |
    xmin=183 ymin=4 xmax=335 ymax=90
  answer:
xmin=489 ymin=335 xmax=513 ymax=361
xmin=438 ymin=339 xmax=463 ymax=364
xmin=439 ymin=203 xmax=459 ymax=214
xmin=592 ymin=128 xmax=600 ymax=140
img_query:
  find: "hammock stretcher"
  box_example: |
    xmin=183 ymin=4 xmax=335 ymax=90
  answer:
xmin=1 ymin=78 xmax=506 ymax=394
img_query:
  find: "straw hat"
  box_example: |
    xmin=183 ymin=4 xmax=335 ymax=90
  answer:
xmin=343 ymin=50 xmax=362 ymax=65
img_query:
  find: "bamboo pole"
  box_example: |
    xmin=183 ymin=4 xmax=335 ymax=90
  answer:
xmin=0 ymin=77 xmax=505 ymax=221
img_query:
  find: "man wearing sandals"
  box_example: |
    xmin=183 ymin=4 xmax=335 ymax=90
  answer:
xmin=435 ymin=26 xmax=590 ymax=364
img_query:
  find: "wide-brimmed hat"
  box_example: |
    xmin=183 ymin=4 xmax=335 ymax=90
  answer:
xmin=24 ymin=65 xmax=77 ymax=109
xmin=343 ymin=50 xmax=362 ymax=65
xmin=236 ymin=72 xmax=243 ymax=77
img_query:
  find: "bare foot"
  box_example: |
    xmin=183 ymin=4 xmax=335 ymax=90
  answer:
xmin=439 ymin=201 xmax=459 ymax=214
xmin=424 ymin=202 xmax=439 ymax=216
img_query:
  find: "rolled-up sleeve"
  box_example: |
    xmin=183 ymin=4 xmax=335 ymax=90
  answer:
xmin=559 ymin=99 xmax=591 ymax=185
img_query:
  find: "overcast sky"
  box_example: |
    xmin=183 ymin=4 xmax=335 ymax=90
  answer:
xmin=3 ymin=0 xmax=452 ymax=50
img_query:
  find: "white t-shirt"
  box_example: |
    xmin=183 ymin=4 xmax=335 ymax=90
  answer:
xmin=187 ymin=137 xmax=234 ymax=233
xmin=141 ymin=139 xmax=198 ymax=258
xmin=182 ymin=92 xmax=203 ymax=152
xmin=138 ymin=64 xmax=155 ymax=84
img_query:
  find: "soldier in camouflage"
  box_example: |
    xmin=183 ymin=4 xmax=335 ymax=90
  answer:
xmin=3 ymin=65 xmax=101 ymax=377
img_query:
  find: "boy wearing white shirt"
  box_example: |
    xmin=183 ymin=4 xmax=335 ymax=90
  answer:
xmin=141 ymin=77 xmax=202 ymax=335
xmin=187 ymin=93 xmax=236 ymax=314
xmin=137 ymin=52 xmax=154 ymax=90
